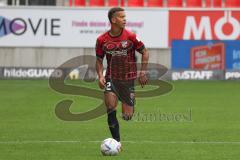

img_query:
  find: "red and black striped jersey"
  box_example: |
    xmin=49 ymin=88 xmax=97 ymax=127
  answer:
xmin=96 ymin=29 xmax=145 ymax=80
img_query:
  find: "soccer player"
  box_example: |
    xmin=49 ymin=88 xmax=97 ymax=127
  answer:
xmin=95 ymin=7 xmax=149 ymax=145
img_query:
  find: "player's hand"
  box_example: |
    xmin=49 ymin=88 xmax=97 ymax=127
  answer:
xmin=98 ymin=76 xmax=106 ymax=89
xmin=138 ymin=71 xmax=148 ymax=88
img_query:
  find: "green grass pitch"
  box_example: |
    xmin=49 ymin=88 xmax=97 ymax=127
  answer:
xmin=0 ymin=80 xmax=240 ymax=160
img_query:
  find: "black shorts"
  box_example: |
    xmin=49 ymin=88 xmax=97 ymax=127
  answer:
xmin=104 ymin=79 xmax=135 ymax=106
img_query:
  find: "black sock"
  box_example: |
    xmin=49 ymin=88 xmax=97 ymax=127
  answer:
xmin=107 ymin=110 xmax=120 ymax=142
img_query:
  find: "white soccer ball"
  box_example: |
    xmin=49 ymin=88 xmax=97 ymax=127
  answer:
xmin=100 ymin=138 xmax=121 ymax=156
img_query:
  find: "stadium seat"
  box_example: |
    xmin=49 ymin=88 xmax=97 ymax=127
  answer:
xmin=205 ymin=0 xmax=222 ymax=7
xmin=69 ymin=0 xmax=85 ymax=6
xmin=89 ymin=0 xmax=105 ymax=6
xmin=127 ymin=0 xmax=144 ymax=7
xmin=225 ymin=0 xmax=240 ymax=7
xmin=167 ymin=0 xmax=183 ymax=7
xmin=147 ymin=0 xmax=163 ymax=7
xmin=186 ymin=0 xmax=202 ymax=7
xmin=108 ymin=0 xmax=124 ymax=6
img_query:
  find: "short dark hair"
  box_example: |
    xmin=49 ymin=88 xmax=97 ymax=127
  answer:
xmin=108 ymin=7 xmax=124 ymax=23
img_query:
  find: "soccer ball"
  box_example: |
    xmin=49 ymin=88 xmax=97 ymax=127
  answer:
xmin=100 ymin=138 xmax=121 ymax=156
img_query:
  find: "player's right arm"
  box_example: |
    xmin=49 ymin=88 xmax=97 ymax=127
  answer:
xmin=96 ymin=57 xmax=105 ymax=89
xmin=95 ymin=37 xmax=105 ymax=89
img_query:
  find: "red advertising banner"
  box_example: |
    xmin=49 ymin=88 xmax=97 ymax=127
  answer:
xmin=190 ymin=42 xmax=225 ymax=70
xmin=169 ymin=10 xmax=240 ymax=45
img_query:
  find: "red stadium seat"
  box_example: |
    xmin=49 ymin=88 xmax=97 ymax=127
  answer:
xmin=108 ymin=0 xmax=124 ymax=6
xmin=225 ymin=0 xmax=240 ymax=7
xmin=186 ymin=0 xmax=202 ymax=7
xmin=127 ymin=0 xmax=144 ymax=7
xmin=147 ymin=0 xmax=163 ymax=7
xmin=167 ymin=0 xmax=183 ymax=7
xmin=205 ymin=0 xmax=222 ymax=7
xmin=69 ymin=0 xmax=85 ymax=6
xmin=89 ymin=0 xmax=105 ymax=6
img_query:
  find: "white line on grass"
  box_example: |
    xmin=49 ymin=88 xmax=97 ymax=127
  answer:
xmin=1 ymin=140 xmax=240 ymax=145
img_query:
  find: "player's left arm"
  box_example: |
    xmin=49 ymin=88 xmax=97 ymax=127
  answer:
xmin=133 ymin=33 xmax=149 ymax=87
xmin=139 ymin=48 xmax=149 ymax=87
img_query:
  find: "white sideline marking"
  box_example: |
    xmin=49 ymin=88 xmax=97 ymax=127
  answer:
xmin=0 ymin=140 xmax=240 ymax=145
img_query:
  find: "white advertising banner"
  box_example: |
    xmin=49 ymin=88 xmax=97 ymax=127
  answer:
xmin=0 ymin=8 xmax=168 ymax=48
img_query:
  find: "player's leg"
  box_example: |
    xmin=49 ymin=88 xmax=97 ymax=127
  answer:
xmin=121 ymin=96 xmax=135 ymax=121
xmin=104 ymin=91 xmax=118 ymax=111
xmin=119 ymin=80 xmax=135 ymax=121
xmin=104 ymin=80 xmax=120 ymax=142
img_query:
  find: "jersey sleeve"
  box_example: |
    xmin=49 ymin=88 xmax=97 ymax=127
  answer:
xmin=95 ymin=37 xmax=104 ymax=59
xmin=132 ymin=33 xmax=145 ymax=54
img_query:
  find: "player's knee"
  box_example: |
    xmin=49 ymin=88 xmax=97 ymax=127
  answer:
xmin=122 ymin=113 xmax=133 ymax=121
xmin=106 ymin=106 xmax=115 ymax=113
xmin=106 ymin=103 xmax=117 ymax=111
